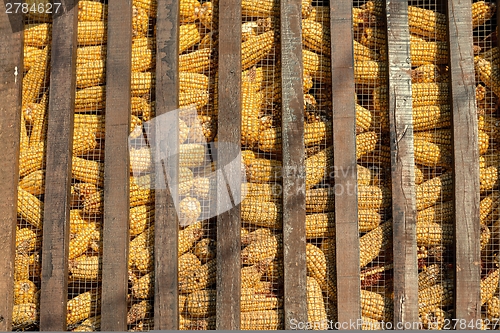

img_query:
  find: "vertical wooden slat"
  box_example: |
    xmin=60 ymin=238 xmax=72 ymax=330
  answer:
xmin=280 ymin=0 xmax=307 ymax=328
xmin=329 ymin=0 xmax=362 ymax=326
xmin=154 ymin=0 xmax=180 ymax=329
xmin=0 ymin=6 xmax=23 ymax=331
xmin=216 ymin=0 xmax=241 ymax=329
xmin=447 ymin=0 xmax=481 ymax=323
xmin=39 ymin=0 xmax=78 ymax=330
xmin=385 ymin=0 xmax=419 ymax=326
xmin=100 ymin=0 xmax=132 ymax=330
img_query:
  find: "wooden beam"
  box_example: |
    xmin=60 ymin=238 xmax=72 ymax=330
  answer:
xmin=447 ymin=0 xmax=481 ymax=323
xmin=100 ymin=0 xmax=132 ymax=330
xmin=0 ymin=5 xmax=23 ymax=331
xmin=385 ymin=0 xmax=419 ymax=325
xmin=216 ymin=0 xmax=242 ymax=329
xmin=330 ymin=0 xmax=362 ymax=326
xmin=280 ymin=0 xmax=307 ymax=328
xmin=39 ymin=0 xmax=78 ymax=330
xmin=154 ymin=0 xmax=180 ymax=329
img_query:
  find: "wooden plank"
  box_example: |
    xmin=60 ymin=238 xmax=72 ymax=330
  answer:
xmin=280 ymin=0 xmax=307 ymax=328
xmin=38 ymin=0 xmax=78 ymax=330
xmin=329 ymin=1 xmax=361 ymax=326
xmin=447 ymin=0 xmax=481 ymax=323
xmin=154 ymin=0 xmax=180 ymax=329
xmin=385 ymin=0 xmax=419 ymax=326
xmin=0 ymin=6 xmax=23 ymax=331
xmin=100 ymin=0 xmax=132 ymax=330
xmin=216 ymin=0 xmax=241 ymax=329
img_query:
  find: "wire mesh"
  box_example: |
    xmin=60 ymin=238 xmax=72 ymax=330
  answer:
xmin=13 ymin=3 xmax=53 ymax=331
xmin=351 ymin=0 xmax=394 ymax=329
xmin=471 ymin=0 xmax=500 ymax=329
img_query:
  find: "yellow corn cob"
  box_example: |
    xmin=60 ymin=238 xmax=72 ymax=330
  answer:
xmin=179 ymin=259 xmax=216 ymax=293
xmin=356 ymin=131 xmax=378 ymax=159
xmin=241 ymin=234 xmax=281 ymax=264
xmin=72 ymin=156 xmax=104 ymax=187
xmin=416 ymin=172 xmax=452 ymax=211
xmin=70 ymin=210 xmax=92 ymax=233
xmin=78 ymin=1 xmax=107 ymax=21
xmin=179 ymin=48 xmax=212 ymax=73
xmin=24 ymin=0 xmax=51 ymax=21
xmin=74 ymin=114 xmax=105 ymax=139
xmin=359 ymin=27 xmax=386 ymax=50
xmin=358 ymin=184 xmax=391 ymax=211
xmin=129 ymin=205 xmax=154 ymax=236
xmin=412 ymin=64 xmax=443 ymax=83
xmin=307 ymin=6 xmax=329 ymax=25
xmin=16 ymin=227 xmax=39 ymax=254
xmin=241 ymin=228 xmax=274 ymax=245
xmin=416 ymin=221 xmax=453 ymax=246
xmin=180 ymin=0 xmax=201 ymax=23
xmin=78 ymin=21 xmax=107 ymax=46
xmin=361 ymin=290 xmax=393 ymax=322
xmin=264 ymin=257 xmax=284 ymax=280
xmin=410 ymin=41 xmax=449 ymax=66
xmin=472 ymin=1 xmax=496 ymax=28
xmin=418 ymin=264 xmax=442 ymax=290
xmin=179 ymin=253 xmax=201 ymax=278
xmin=73 ymin=130 xmax=98 ymax=158
xmin=76 ymin=60 xmax=105 ymax=89
xmin=482 ymin=269 xmax=499 ymax=305
xmin=240 ymin=310 xmax=284 ymax=330
xmin=198 ymin=1 xmax=215 ymax=29
xmin=356 ymin=104 xmax=373 ymax=132
xmin=75 ymin=86 xmax=106 ymax=110
xmin=133 ymin=0 xmax=157 ymax=16
xmin=24 ymin=23 xmax=51 ymax=47
xmin=241 ymin=293 xmax=282 ymax=313
xmin=241 ymin=0 xmax=279 ymax=17
xmin=305 ymin=187 xmax=334 ymax=213
xmin=374 ymin=83 xmax=448 ymax=109
xmin=69 ymin=223 xmax=97 ymax=259
xmin=408 ymin=6 xmax=447 ymax=41
xmin=73 ymin=316 xmax=101 ymax=332
xmin=131 ymin=272 xmax=154 ymax=299
xmin=180 ymin=24 xmax=201 ymax=54
xmin=306 ymin=146 xmax=333 ymax=188
xmin=475 ymin=56 xmax=500 ymax=97
xmin=302 ymin=49 xmax=331 ymax=82
xmin=241 ymin=89 xmax=263 ymax=146
xmin=132 ymin=246 xmax=153 ymax=275
xmin=358 ymin=209 xmax=383 ymax=232
xmin=241 ymin=31 xmax=276 ymax=70
xmin=131 ymin=96 xmax=153 ymax=120
xmin=14 ymin=253 xmax=40 ymax=281
xmin=354 ymin=60 xmax=387 ymax=85
xmin=305 ymin=213 xmax=335 ymax=239
xmin=241 ymin=199 xmax=281 ymax=229
xmin=12 ymin=303 xmax=38 ymax=329
xmin=245 ymin=158 xmax=282 ymax=183
xmin=480 ymin=166 xmax=499 ymax=192
xmin=67 ymin=290 xmax=100 ymax=326
xmin=127 ymin=301 xmax=151 ymax=325
xmin=480 ymin=192 xmax=499 ymax=224
xmin=359 ymin=221 xmax=392 ymax=268
xmin=24 ymin=46 xmax=44 ymax=72
xmin=420 ymin=307 xmax=451 ymax=329
xmin=242 ymin=261 xmax=270 ymax=288
xmin=132 ymin=5 xmax=149 ymax=38
xmin=414 ymin=129 xmax=452 ymax=146
xmin=302 ymin=19 xmax=330 ymax=55
xmin=179 ymin=221 xmax=204 ymax=256
xmin=487 ymin=296 xmax=500 ymax=320
xmin=77 ymin=45 xmax=106 ymax=66
xmin=413 ymin=105 xmax=451 ymax=131
xmin=180 ymin=72 xmax=209 ymax=91
xmin=14 ymin=280 xmax=38 ymax=305
xmin=417 ymin=200 xmax=453 ymax=224
xmin=306 ymin=277 xmax=327 ymax=326
xmin=418 ymin=280 xmax=453 ymax=313
xmin=17 ymin=187 xmax=43 ymax=230
xmin=19 ymin=170 xmax=45 ymax=196
xmin=69 ymin=255 xmax=101 ymax=281
xmin=22 ymin=46 xmax=49 ymax=106
xmin=198 ymin=30 xmax=217 ymax=50
xmin=180 ymin=88 xmax=210 ymax=109
xmin=414 ymin=139 xmax=452 ymax=168
xmin=179 ymin=144 xmax=206 ymax=168
xmin=360 ymin=316 xmax=382 ymax=330
xmin=131 ymin=71 xmax=154 ymax=96
xmin=193 ymin=238 xmax=216 ymax=262
xmin=354 ymin=39 xmax=379 ymax=61
xmin=415 ymin=165 xmax=424 ymax=185
xmin=306 ymin=243 xmax=327 ymax=281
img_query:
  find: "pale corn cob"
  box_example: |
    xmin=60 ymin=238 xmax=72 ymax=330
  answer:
xmin=14 ymin=253 xmax=40 ymax=281
xmin=305 ymin=213 xmax=335 ymax=239
xmin=179 ymin=197 xmax=201 ymax=227
xmin=22 ymin=45 xmax=49 ymax=106
xmin=131 ymin=272 xmax=154 ymax=299
xmin=241 ymin=31 xmax=276 ymax=70
xmin=24 ymin=23 xmax=51 ymax=47
xmin=180 ymin=24 xmax=201 ymax=54
xmin=241 ymin=293 xmax=282 ymax=313
xmin=19 ymin=170 xmax=45 ymax=196
xmin=240 ymin=310 xmax=284 ymax=330
xmin=413 ymin=105 xmax=451 ymax=131
xmin=72 ymin=156 xmax=104 ymax=187
xmin=180 ymin=0 xmax=201 ymax=23
xmin=416 ymin=172 xmax=452 ymax=211
xmin=186 ymin=115 xmax=217 ymax=143
xmin=69 ymin=255 xmax=100 ymax=281
xmin=178 ymin=144 xmax=206 ymax=168
xmin=14 ymin=280 xmax=38 ymax=305
xmin=16 ymin=227 xmax=39 ymax=254
xmin=179 ymin=259 xmax=216 ymax=293
xmin=127 ymin=301 xmax=151 ymax=325
xmin=179 ymin=221 xmax=204 ymax=256
xmin=77 ymin=45 xmax=106 ymax=66
xmin=179 ymin=49 xmax=212 ymax=73
xmin=418 ymin=264 xmax=442 ymax=290
xmin=242 ymin=261 xmax=270 ymax=288
xmin=414 ymin=139 xmax=452 ymax=168
xmin=481 ymin=269 xmax=499 ymax=305
xmin=354 ymin=40 xmax=379 ymax=61
xmin=374 ymin=83 xmax=448 ymax=109
xmin=130 ymin=226 xmax=154 ymax=252
xmin=487 ymin=296 xmax=500 ymax=320
xmin=359 ymin=221 xmax=392 ymax=267
xmin=480 ymin=166 xmax=499 ymax=192
xmin=417 ymin=200 xmax=453 ymax=224
xmin=241 ymin=19 xmax=275 ymax=42
xmin=131 ymin=71 xmax=155 ymax=96
xmin=193 ymin=238 xmax=216 ymax=262
xmin=69 ymin=223 xmax=97 ymax=259
xmin=472 ymin=1 xmax=496 ymax=28
xmin=418 ymin=280 xmax=453 ymax=313
xmin=179 ymin=253 xmax=201 ymax=278
xmin=475 ymin=56 xmax=500 ymax=97
xmin=356 ymin=131 xmax=378 ymax=159
xmin=78 ymin=21 xmax=107 ymax=46
xmin=12 ymin=303 xmax=38 ymax=329
xmin=354 ymin=60 xmax=387 ymax=85
xmin=73 ymin=316 xmax=101 ymax=332
xmin=302 ymin=19 xmax=330 ymax=55
xmin=132 ymin=246 xmax=153 ymax=275
xmin=78 ymin=1 xmax=107 ymax=21
xmin=407 ymin=6 xmax=446 ymax=41
xmin=410 ymin=41 xmax=449 ymax=66
xmin=302 ymin=49 xmax=331 ymax=82
xmin=75 ymin=86 xmax=106 ymax=110
xmin=17 ymin=187 xmax=43 ymax=229
xmin=307 ymin=277 xmax=327 ymax=326
xmin=361 ymin=290 xmax=393 ymax=322
xmin=306 ymin=243 xmax=327 ymax=281
xmin=129 ymin=147 xmax=151 ymax=174
xmin=241 ymin=234 xmax=281 ymax=264
xmin=412 ymin=64 xmax=442 ymax=83
xmin=241 ymin=199 xmax=282 ymax=229
xmin=67 ymin=290 xmax=100 ymax=326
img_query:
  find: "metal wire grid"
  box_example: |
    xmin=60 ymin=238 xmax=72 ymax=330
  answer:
xmin=471 ymin=0 xmax=500 ymax=328
xmin=13 ymin=7 xmax=53 ymax=331
xmin=351 ymin=0 xmax=394 ymax=329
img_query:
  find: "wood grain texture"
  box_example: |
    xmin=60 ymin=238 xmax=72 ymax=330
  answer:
xmin=39 ymin=0 xmax=78 ymax=330
xmin=385 ymin=0 xmax=419 ymax=325
xmin=447 ymin=0 xmax=481 ymax=323
xmin=280 ymin=0 xmax=307 ymax=328
xmin=216 ymin=0 xmax=241 ymax=329
xmin=0 ymin=6 xmax=23 ymax=331
xmin=329 ymin=1 xmax=361 ymax=326
xmin=154 ymin=0 xmax=180 ymax=329
xmin=100 ymin=1 xmax=132 ymax=330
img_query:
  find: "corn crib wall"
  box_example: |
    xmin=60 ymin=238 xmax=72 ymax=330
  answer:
xmin=0 ymin=0 xmax=499 ymax=330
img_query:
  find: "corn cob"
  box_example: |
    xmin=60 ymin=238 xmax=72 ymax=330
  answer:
xmin=415 ymin=165 xmax=424 ymax=185
xmin=306 ymin=146 xmax=334 ymax=188
xmin=14 ymin=280 xmax=38 ymax=305
xmin=306 ymin=243 xmax=327 ymax=281
xmin=472 ymin=1 xmax=496 ymax=28
xmin=76 ymin=60 xmax=105 ymax=89
xmin=487 ymin=296 xmax=500 ymax=320
xmin=302 ymin=19 xmax=330 ymax=55
xmin=19 ymin=170 xmax=45 ymax=196
xmin=241 ymin=234 xmax=281 ymax=264
xmin=198 ymin=1 xmax=214 ymax=29
xmin=132 ymin=5 xmax=149 ymax=38
xmin=179 ymin=221 xmax=204 ymax=256
xmin=14 ymin=252 xmax=40 ymax=281
xmin=357 ymin=164 xmax=380 ymax=186
xmin=356 ymin=104 xmax=373 ymax=132
xmin=415 ymin=172 xmax=453 ymax=211
xmin=418 ymin=280 xmax=453 ymax=313
xmin=17 ymin=187 xmax=43 ymax=229
xmin=67 ymin=290 xmax=100 ymax=326
xmin=24 ymin=0 xmax=51 ymax=21
xmin=24 ymin=23 xmax=51 ymax=47
xmin=129 ymin=205 xmax=154 ymax=236
xmin=480 ymin=192 xmax=499 ymax=224
xmin=179 ymin=143 xmax=206 ymax=168
xmin=412 ymin=64 xmax=443 ymax=83
xmin=179 ymin=197 xmax=201 ymax=227
xmin=414 ymin=139 xmax=452 ymax=168
xmin=131 ymin=71 xmax=155 ymax=96
xmin=359 ymin=221 xmax=392 ymax=267
xmin=420 ymin=307 xmax=450 ymax=329
xmin=179 ymin=24 xmax=201 ymax=54
xmin=240 ymin=310 xmax=284 ymax=330
xmin=480 ymin=166 xmax=499 ymax=192
xmin=24 ymin=46 xmax=44 ymax=72
xmin=304 ymin=187 xmax=334 ymax=213
xmin=374 ymin=83 xmax=449 ymax=109
xmin=242 ymin=261 xmax=271 ymax=288
xmin=72 ymin=157 xmax=104 ymax=187
xmin=418 ymin=264 xmax=442 ymax=290
xmin=241 ymin=293 xmax=282 ymax=313
xmin=73 ymin=316 xmax=101 ymax=332
xmin=417 ymin=200 xmax=453 ymax=224
xmin=241 ymin=88 xmax=263 ymax=146
xmin=179 ymin=253 xmax=201 ymax=278
xmin=359 ymin=27 xmax=386 ymax=50
xmin=131 ymin=272 xmax=154 ymax=299
xmin=75 ymin=86 xmax=106 ymax=110
xmin=413 ymin=105 xmax=451 ymax=131
xmin=69 ymin=255 xmax=100 ymax=281
xmin=241 ymin=0 xmax=281 ymax=18
xmin=306 ymin=277 xmax=327 ymax=326
xmin=302 ymin=49 xmax=331 ymax=82
xmin=241 ymin=228 xmax=274 ymax=245
xmin=179 ymin=48 xmax=212 ymax=73
xmin=407 ymin=6 xmax=447 ymax=41
xmin=179 ymin=0 xmax=201 ymax=23
xmin=192 ymin=238 xmax=216 ymax=263
xmin=354 ymin=40 xmax=379 ymax=61
xmin=78 ymin=21 xmax=107 ymax=46
xmin=198 ymin=30 xmax=217 ymax=50
xmin=179 ymin=259 xmax=216 ymax=293
xmin=358 ymin=209 xmax=383 ymax=232
xmin=133 ymin=0 xmax=157 ymax=16
xmin=307 ymin=6 xmax=330 ymax=25
xmin=475 ymin=56 xmax=500 ymax=97
xmin=306 ymin=213 xmax=335 ymax=239
xmin=22 ymin=46 xmax=49 ymax=106
xmin=78 ymin=1 xmax=107 ymax=21
xmin=180 ymin=88 xmax=210 ymax=109
xmin=356 ymin=131 xmax=378 ymax=159
xmin=354 ymin=60 xmax=387 ymax=85
xmin=358 ymin=184 xmax=391 ymax=210
xmin=361 ymin=290 xmax=393 ymax=322
xmin=410 ymin=41 xmax=449 ymax=66
xmin=180 ymin=72 xmax=210 ymax=91
xmin=77 ymin=45 xmax=107 ymax=66
xmin=69 ymin=223 xmax=97 ymax=260
xmin=16 ymin=227 xmax=39 ymax=254
xmin=241 ymin=31 xmax=276 ymax=70
xmin=482 ymin=269 xmax=499 ymax=305
xmin=127 ymin=301 xmax=151 ymax=325
xmin=70 ymin=210 xmax=92 ymax=234
xmin=241 ymin=198 xmax=281 ymax=229
xmin=416 ymin=221 xmax=453 ymax=247
xmin=12 ymin=303 xmax=38 ymax=329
